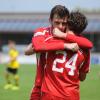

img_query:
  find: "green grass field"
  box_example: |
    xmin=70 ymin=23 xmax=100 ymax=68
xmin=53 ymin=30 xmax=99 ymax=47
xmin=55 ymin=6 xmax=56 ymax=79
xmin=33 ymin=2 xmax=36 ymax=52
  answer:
xmin=0 ymin=64 xmax=100 ymax=100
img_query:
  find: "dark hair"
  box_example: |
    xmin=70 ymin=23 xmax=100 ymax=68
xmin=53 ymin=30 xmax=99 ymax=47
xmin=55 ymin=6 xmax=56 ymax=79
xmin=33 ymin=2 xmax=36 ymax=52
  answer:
xmin=68 ymin=11 xmax=88 ymax=34
xmin=50 ymin=5 xmax=69 ymax=20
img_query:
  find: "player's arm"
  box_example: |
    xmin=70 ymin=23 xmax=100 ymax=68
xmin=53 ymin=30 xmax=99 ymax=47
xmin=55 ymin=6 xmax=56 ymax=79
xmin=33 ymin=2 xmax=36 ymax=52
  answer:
xmin=24 ymin=28 xmax=44 ymax=55
xmin=79 ymin=50 xmax=90 ymax=81
xmin=79 ymin=71 xmax=86 ymax=81
xmin=53 ymin=28 xmax=93 ymax=49
xmin=32 ymin=35 xmax=79 ymax=52
xmin=24 ymin=43 xmax=35 ymax=55
xmin=66 ymin=34 xmax=93 ymax=49
xmin=32 ymin=27 xmax=79 ymax=52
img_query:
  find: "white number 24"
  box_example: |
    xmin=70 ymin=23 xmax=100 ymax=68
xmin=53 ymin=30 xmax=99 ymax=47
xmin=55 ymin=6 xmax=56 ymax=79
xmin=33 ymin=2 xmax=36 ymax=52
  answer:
xmin=52 ymin=51 xmax=78 ymax=76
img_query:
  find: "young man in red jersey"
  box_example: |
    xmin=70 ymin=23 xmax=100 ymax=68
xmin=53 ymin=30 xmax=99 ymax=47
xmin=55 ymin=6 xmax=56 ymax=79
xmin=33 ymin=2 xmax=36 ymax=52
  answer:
xmin=31 ymin=11 xmax=92 ymax=100
xmin=25 ymin=5 xmax=93 ymax=100
xmin=28 ymin=5 xmax=70 ymax=100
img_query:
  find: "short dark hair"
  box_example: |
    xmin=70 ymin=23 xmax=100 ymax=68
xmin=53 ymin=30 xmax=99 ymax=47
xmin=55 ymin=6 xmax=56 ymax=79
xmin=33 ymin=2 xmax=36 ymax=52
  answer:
xmin=68 ymin=11 xmax=88 ymax=34
xmin=50 ymin=5 xmax=69 ymax=20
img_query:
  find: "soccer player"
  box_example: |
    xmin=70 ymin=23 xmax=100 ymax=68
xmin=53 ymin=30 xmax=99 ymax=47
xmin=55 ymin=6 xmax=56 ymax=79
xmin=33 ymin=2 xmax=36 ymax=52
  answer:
xmin=27 ymin=5 xmax=69 ymax=100
xmin=25 ymin=5 xmax=92 ymax=100
xmin=4 ymin=40 xmax=20 ymax=90
xmin=32 ymin=11 xmax=92 ymax=100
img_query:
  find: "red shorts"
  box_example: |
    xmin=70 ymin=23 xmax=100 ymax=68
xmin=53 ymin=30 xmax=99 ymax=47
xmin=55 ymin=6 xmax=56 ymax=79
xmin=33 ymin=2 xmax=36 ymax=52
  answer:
xmin=30 ymin=86 xmax=41 ymax=100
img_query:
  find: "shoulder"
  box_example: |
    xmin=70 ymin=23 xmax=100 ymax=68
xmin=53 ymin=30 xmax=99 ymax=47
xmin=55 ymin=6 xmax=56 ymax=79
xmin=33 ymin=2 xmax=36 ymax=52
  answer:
xmin=34 ymin=27 xmax=46 ymax=32
xmin=33 ymin=27 xmax=50 ymax=37
xmin=34 ymin=27 xmax=49 ymax=33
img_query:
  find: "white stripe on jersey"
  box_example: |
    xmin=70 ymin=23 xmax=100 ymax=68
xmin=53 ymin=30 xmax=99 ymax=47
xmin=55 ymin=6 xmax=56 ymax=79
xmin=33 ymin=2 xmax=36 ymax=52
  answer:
xmin=36 ymin=53 xmax=41 ymax=65
xmin=34 ymin=30 xmax=46 ymax=37
xmin=44 ymin=36 xmax=53 ymax=42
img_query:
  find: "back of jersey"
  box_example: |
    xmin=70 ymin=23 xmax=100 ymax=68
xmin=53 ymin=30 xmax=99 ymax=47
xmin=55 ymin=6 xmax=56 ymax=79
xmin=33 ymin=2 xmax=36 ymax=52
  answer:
xmin=41 ymin=50 xmax=88 ymax=99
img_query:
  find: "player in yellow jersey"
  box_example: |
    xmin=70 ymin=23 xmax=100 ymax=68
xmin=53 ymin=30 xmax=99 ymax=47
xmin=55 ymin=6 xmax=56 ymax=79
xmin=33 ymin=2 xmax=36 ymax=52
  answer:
xmin=4 ymin=40 xmax=20 ymax=90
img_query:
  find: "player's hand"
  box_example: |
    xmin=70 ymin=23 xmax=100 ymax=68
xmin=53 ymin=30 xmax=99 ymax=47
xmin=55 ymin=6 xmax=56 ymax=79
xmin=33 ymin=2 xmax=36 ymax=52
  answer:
xmin=64 ymin=43 xmax=79 ymax=52
xmin=24 ymin=43 xmax=35 ymax=55
xmin=53 ymin=28 xmax=66 ymax=39
xmin=67 ymin=30 xmax=75 ymax=35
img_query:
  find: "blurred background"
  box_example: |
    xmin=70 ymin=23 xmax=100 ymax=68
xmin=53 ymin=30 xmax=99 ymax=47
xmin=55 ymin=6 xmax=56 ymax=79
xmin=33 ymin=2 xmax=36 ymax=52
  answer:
xmin=0 ymin=0 xmax=100 ymax=100
xmin=0 ymin=0 xmax=100 ymax=64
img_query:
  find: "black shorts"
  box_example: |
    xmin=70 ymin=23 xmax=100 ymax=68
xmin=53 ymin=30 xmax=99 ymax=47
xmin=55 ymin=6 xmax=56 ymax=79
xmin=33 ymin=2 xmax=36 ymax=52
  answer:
xmin=6 ymin=67 xmax=18 ymax=75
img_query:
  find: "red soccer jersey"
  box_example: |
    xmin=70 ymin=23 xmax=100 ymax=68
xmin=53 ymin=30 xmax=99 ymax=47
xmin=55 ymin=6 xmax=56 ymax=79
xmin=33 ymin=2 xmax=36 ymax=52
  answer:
xmin=41 ymin=50 xmax=90 ymax=100
xmin=32 ymin=27 xmax=91 ymax=100
xmin=30 ymin=52 xmax=46 ymax=100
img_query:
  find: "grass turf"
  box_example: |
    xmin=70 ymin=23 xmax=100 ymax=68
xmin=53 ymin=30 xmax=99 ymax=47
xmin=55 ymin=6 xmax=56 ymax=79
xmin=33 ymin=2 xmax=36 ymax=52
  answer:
xmin=0 ymin=64 xmax=100 ymax=100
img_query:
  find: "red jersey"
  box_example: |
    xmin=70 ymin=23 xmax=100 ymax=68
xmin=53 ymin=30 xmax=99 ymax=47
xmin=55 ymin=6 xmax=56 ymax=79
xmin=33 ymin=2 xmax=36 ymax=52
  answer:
xmin=32 ymin=27 xmax=93 ymax=52
xmin=34 ymin=53 xmax=46 ymax=87
xmin=32 ymin=27 xmax=91 ymax=100
xmin=41 ymin=50 xmax=90 ymax=100
xmin=30 ymin=53 xmax=46 ymax=100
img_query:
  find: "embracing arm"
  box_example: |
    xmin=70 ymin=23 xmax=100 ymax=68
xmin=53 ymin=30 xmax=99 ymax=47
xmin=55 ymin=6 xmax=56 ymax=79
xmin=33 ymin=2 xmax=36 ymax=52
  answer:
xmin=32 ymin=35 xmax=79 ymax=52
xmin=32 ymin=27 xmax=79 ymax=52
xmin=53 ymin=28 xmax=93 ymax=49
xmin=32 ymin=36 xmax=64 ymax=52
xmin=65 ymin=34 xmax=93 ymax=49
